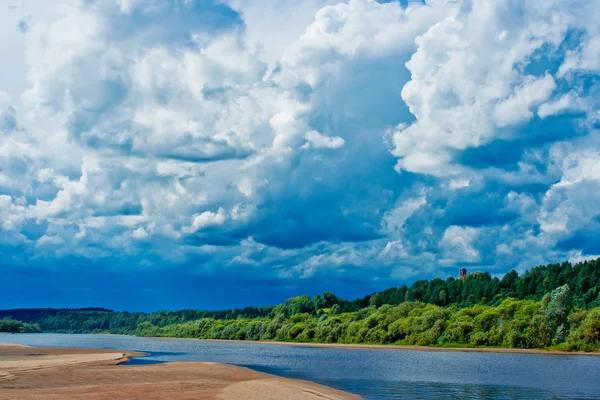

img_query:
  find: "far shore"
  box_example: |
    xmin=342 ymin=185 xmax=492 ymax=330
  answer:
xmin=4 ymin=331 xmax=599 ymax=356
xmin=0 ymin=343 xmax=360 ymax=399
xmin=148 ymin=336 xmax=600 ymax=356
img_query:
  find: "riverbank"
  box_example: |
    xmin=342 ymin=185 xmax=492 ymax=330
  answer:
xmin=142 ymin=336 xmax=600 ymax=356
xmin=5 ymin=332 xmax=598 ymax=356
xmin=0 ymin=344 xmax=361 ymax=399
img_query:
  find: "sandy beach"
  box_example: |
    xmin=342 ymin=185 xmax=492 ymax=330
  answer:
xmin=0 ymin=344 xmax=361 ymax=399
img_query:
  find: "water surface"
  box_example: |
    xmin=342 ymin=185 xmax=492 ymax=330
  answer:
xmin=1 ymin=333 xmax=598 ymax=399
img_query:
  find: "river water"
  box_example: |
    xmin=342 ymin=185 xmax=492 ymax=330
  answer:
xmin=1 ymin=333 xmax=598 ymax=399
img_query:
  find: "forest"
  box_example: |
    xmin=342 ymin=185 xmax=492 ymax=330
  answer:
xmin=0 ymin=317 xmax=41 ymax=333
xmin=2 ymin=258 xmax=600 ymax=351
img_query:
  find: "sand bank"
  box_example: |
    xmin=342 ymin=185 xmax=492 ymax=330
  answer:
xmin=0 ymin=344 xmax=360 ymax=399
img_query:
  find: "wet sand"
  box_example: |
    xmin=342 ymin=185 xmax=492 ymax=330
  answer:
xmin=0 ymin=344 xmax=361 ymax=399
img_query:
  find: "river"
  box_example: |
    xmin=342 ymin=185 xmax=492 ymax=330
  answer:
xmin=1 ymin=333 xmax=598 ymax=399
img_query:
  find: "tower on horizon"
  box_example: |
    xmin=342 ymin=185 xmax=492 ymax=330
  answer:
xmin=459 ymin=268 xmax=467 ymax=280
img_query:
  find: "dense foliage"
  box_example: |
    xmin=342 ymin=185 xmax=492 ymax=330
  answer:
xmin=134 ymin=286 xmax=600 ymax=351
xmin=0 ymin=317 xmax=41 ymax=333
xmin=2 ymin=258 xmax=600 ymax=351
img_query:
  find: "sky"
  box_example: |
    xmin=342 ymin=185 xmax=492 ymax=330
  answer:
xmin=0 ymin=0 xmax=599 ymax=311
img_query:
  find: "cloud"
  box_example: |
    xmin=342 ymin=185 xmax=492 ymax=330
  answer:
xmin=22 ymin=2 xmax=267 ymax=166
xmin=440 ymin=225 xmax=481 ymax=264
xmin=224 ymin=0 xmax=341 ymax=65
xmin=184 ymin=208 xmax=228 ymax=233
xmin=538 ymin=148 xmax=600 ymax=244
xmin=302 ymin=130 xmax=345 ymax=149
xmin=0 ymin=0 xmax=600 ymax=307
xmin=391 ymin=0 xmax=600 ymax=177
xmin=0 ymin=195 xmax=27 ymax=232
xmin=0 ymin=91 xmax=17 ymax=131
xmin=492 ymin=74 xmax=556 ymax=128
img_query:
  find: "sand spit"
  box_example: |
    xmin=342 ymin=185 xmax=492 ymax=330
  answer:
xmin=0 ymin=344 xmax=361 ymax=400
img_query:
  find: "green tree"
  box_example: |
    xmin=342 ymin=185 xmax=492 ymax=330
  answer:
xmin=541 ymin=284 xmax=573 ymax=343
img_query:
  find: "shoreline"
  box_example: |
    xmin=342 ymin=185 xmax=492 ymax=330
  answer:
xmin=0 ymin=343 xmax=360 ymax=399
xmin=146 ymin=336 xmax=600 ymax=356
xmin=3 ymin=332 xmax=598 ymax=356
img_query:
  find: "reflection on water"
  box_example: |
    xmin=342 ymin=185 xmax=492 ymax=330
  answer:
xmin=1 ymin=333 xmax=598 ymax=400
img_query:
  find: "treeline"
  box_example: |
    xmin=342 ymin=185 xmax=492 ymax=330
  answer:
xmin=136 ymin=285 xmax=600 ymax=351
xmin=344 ymin=258 xmax=600 ymax=311
xmin=0 ymin=306 xmax=275 ymax=334
xmin=1 ymin=258 xmax=599 ymax=351
xmin=0 ymin=317 xmax=41 ymax=333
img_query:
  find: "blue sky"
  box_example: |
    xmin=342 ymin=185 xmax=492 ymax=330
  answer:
xmin=1 ymin=0 xmax=599 ymax=311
